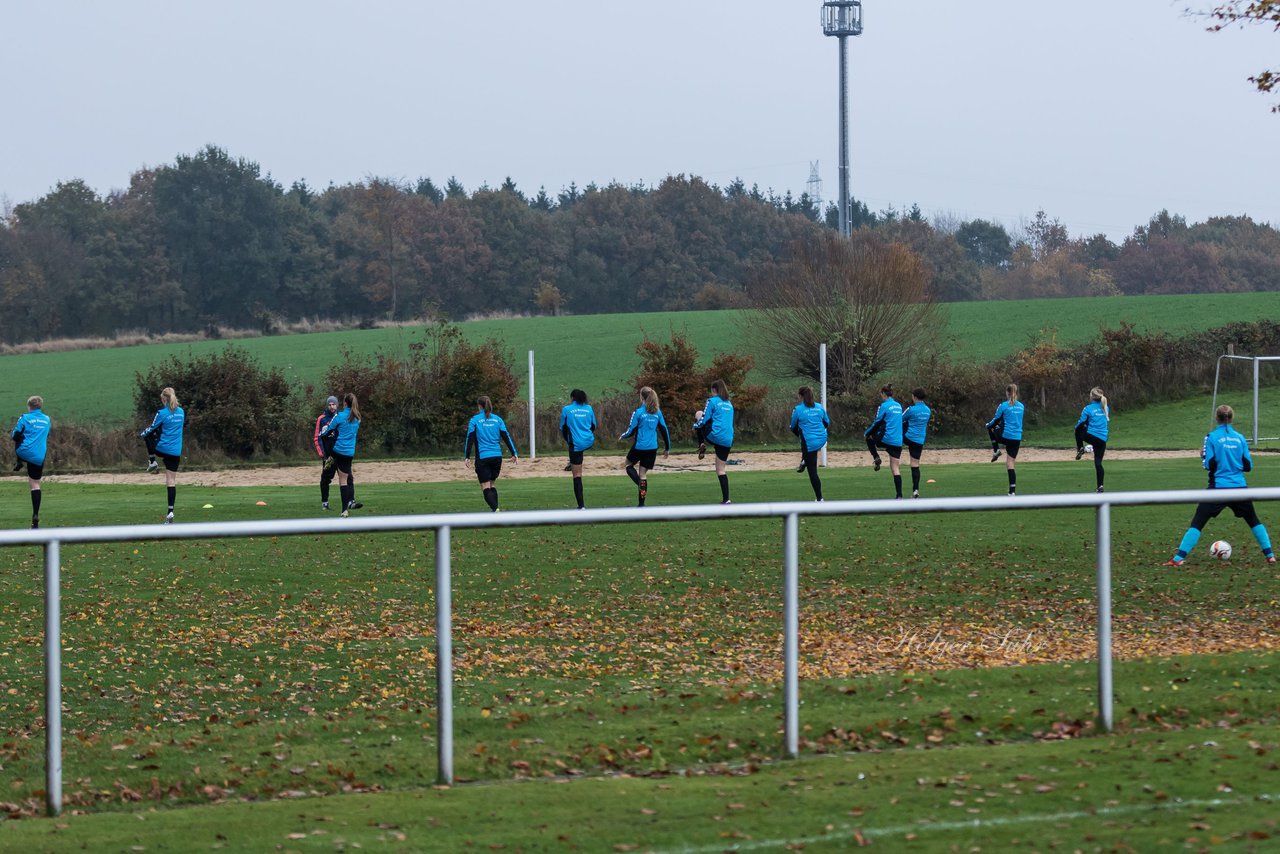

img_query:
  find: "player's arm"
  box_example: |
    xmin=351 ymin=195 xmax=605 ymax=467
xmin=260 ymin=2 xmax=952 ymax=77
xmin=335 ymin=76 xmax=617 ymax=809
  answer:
xmin=658 ymin=416 xmax=670 ymax=455
xmin=500 ymin=428 xmax=518 ymax=459
xmin=620 ymin=410 xmax=638 ymax=440
xmin=1242 ymin=443 xmax=1253 ymax=473
xmin=464 ymin=425 xmax=477 ymax=461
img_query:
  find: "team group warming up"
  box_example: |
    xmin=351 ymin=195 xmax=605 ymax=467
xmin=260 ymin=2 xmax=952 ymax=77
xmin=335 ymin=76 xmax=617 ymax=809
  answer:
xmin=7 ymin=379 xmax=1277 ymax=564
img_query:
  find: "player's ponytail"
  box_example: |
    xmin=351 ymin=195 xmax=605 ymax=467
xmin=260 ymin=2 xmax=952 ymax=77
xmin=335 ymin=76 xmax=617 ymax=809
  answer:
xmin=798 ymin=386 xmax=815 ymax=407
xmin=344 ymin=392 xmax=361 ymax=422
xmin=161 ymin=387 xmax=179 ymax=412
xmin=1006 ymin=383 xmax=1019 ymax=403
xmin=478 ymin=395 xmax=492 ymax=418
xmin=1090 ymin=386 xmax=1109 ymax=419
xmin=1217 ymin=404 xmax=1233 ymax=424
xmin=640 ymin=386 xmax=659 ymax=414
xmin=880 ymin=383 xmax=894 ymax=398
xmin=710 ymin=379 xmax=729 ymax=401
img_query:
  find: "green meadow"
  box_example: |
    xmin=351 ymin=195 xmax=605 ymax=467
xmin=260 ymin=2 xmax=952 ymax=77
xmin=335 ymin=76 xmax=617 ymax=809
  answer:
xmin=0 ymin=459 xmax=1276 ymax=847
xmin=1 ymin=291 xmax=1276 ymax=426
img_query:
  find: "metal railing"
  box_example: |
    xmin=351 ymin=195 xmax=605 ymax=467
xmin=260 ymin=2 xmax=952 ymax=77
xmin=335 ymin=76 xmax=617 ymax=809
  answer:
xmin=4 ymin=485 xmax=1279 ymax=817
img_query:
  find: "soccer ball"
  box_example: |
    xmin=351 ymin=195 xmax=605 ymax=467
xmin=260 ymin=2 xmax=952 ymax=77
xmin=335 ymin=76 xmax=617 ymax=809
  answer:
xmin=1210 ymin=540 xmax=1233 ymax=560
xmin=1083 ymin=444 xmax=1094 ymax=454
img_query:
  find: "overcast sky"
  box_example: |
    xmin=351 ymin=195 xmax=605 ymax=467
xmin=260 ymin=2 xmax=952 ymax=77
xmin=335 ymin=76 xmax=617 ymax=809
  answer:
xmin=2 ymin=0 xmax=1276 ymax=240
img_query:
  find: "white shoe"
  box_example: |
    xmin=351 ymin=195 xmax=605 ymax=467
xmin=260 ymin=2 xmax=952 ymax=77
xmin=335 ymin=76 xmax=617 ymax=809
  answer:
xmin=340 ymin=508 xmax=349 ymax=518
xmin=912 ymin=490 xmax=920 ymax=499
xmin=147 ymin=460 xmax=159 ymax=474
xmin=164 ymin=512 xmax=174 ymax=524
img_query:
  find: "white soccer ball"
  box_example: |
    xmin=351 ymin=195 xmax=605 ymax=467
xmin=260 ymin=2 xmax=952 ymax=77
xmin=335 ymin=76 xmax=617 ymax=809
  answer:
xmin=1210 ymin=540 xmax=1233 ymax=561
xmin=1083 ymin=444 xmax=1094 ymax=454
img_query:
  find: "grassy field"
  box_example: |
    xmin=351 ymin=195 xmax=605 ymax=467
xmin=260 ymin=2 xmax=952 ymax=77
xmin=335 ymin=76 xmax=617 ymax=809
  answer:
xmin=2 ymin=292 xmax=1276 ymax=426
xmin=0 ymin=460 xmax=1276 ymax=846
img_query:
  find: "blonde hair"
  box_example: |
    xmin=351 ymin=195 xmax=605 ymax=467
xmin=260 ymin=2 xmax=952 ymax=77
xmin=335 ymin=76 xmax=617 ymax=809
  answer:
xmin=477 ymin=395 xmax=493 ymax=417
xmin=640 ymin=386 xmax=660 ymax=414
xmin=710 ymin=379 xmax=729 ymax=401
xmin=161 ymin=387 xmax=179 ymax=411
xmin=1006 ymin=383 xmax=1019 ymax=402
xmin=27 ymin=395 xmax=42 ymax=410
xmin=1090 ymin=386 xmax=1109 ymax=419
xmin=343 ymin=392 xmax=361 ymax=422
xmin=1217 ymin=404 xmax=1234 ymax=424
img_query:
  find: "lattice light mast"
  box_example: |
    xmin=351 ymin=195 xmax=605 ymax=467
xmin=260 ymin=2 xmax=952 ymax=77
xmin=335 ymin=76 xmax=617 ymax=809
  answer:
xmin=822 ymin=1 xmax=863 ymax=237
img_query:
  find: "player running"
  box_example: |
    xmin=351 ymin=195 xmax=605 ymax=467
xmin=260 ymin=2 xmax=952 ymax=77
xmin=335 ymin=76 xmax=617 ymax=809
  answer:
xmin=559 ymin=389 xmax=597 ymax=510
xmin=790 ymin=386 xmax=830 ymax=501
xmin=986 ymin=383 xmax=1024 ymax=495
xmin=620 ymin=386 xmax=670 ymax=507
xmin=465 ymin=396 xmax=518 ymax=512
xmin=1164 ymin=404 xmax=1276 ymax=566
xmin=864 ymin=383 xmax=905 ymax=499
xmin=12 ymin=395 xmax=51 ymax=528
xmin=902 ymin=387 xmax=932 ymax=499
xmin=140 ymin=386 xmax=185 ymax=523
xmin=1074 ymin=387 xmax=1110 ymax=493
xmin=693 ymin=379 xmax=735 ymax=504
xmin=318 ymin=392 xmax=362 ymax=517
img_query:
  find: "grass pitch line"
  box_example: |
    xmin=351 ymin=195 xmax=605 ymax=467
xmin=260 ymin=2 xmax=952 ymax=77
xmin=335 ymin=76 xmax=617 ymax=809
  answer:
xmin=658 ymin=792 xmax=1278 ymax=853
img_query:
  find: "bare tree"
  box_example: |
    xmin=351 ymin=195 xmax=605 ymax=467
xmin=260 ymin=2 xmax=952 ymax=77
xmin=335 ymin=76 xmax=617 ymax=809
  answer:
xmin=741 ymin=232 xmax=939 ymax=397
xmin=1196 ymin=1 xmax=1280 ymax=110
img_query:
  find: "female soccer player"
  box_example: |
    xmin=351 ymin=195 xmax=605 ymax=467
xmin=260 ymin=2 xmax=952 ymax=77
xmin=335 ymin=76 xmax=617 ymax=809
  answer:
xmin=902 ymin=387 xmax=932 ymax=498
xmin=1165 ymin=404 xmax=1276 ymax=566
xmin=559 ymin=389 xmax=597 ymax=510
xmin=318 ymin=392 xmax=362 ymax=517
xmin=693 ymin=379 xmax=735 ymax=504
xmin=313 ymin=394 xmax=359 ymax=511
xmin=12 ymin=395 xmax=51 ymax=528
xmin=790 ymin=386 xmax=830 ymax=501
xmin=985 ymin=383 xmax=1024 ymax=495
xmin=864 ymin=383 xmax=905 ymax=498
xmin=620 ymin=386 xmax=670 ymax=507
xmin=465 ymin=395 xmax=519 ymax=512
xmin=139 ymin=386 xmax=185 ymax=523
xmin=1074 ymin=386 xmax=1110 ymax=493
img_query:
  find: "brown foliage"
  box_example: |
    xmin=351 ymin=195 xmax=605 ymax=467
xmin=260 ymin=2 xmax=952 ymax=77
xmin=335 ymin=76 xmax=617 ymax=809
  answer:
xmin=631 ymin=330 xmax=767 ymax=435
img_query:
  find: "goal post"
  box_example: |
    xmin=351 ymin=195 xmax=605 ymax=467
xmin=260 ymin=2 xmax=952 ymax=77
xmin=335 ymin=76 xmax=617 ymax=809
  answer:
xmin=1210 ymin=354 xmax=1280 ymax=445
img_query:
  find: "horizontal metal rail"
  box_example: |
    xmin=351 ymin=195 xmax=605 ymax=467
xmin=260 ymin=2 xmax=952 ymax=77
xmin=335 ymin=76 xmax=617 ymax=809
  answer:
xmin=9 ymin=485 xmax=1280 ymax=816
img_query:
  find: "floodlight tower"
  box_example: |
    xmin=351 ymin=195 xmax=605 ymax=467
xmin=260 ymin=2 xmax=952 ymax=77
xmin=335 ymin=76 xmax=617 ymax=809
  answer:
xmin=822 ymin=1 xmax=863 ymax=237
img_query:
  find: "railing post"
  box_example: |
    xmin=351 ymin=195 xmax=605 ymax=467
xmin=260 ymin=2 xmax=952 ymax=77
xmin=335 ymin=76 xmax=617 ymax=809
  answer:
xmin=783 ymin=513 xmax=799 ymax=757
xmin=1096 ymin=503 xmax=1113 ymax=733
xmin=44 ymin=540 xmax=62 ymax=816
xmin=435 ymin=526 xmax=454 ymax=784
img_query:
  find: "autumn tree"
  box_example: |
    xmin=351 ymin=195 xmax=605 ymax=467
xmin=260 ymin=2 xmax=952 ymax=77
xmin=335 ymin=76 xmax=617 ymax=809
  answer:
xmin=1203 ymin=1 xmax=1280 ymax=109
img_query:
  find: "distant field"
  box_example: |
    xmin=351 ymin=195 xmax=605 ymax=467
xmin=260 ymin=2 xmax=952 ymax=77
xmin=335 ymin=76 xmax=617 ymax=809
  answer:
xmin=1 ymin=292 xmax=1276 ymax=426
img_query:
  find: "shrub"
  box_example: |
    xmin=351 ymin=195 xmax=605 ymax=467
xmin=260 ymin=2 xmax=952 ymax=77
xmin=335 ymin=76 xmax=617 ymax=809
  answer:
xmin=631 ymin=329 xmax=767 ymax=435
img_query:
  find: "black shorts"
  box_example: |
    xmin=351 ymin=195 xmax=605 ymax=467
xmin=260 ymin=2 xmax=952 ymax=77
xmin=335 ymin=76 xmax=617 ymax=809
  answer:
xmin=331 ymin=453 xmax=353 ymax=475
xmin=627 ymin=447 xmax=658 ymax=469
xmin=475 ymin=456 xmax=502 ymax=483
xmin=25 ymin=461 xmax=44 ymax=481
xmin=998 ymin=438 xmax=1020 ymax=459
xmin=1192 ymin=500 xmax=1260 ymax=529
xmin=906 ymin=441 xmax=924 ymax=460
xmin=872 ymin=443 xmax=903 ymax=460
xmin=158 ymin=453 xmax=181 ymax=473
xmin=713 ymin=444 xmax=731 ymax=462
xmin=567 ymin=449 xmax=585 ymax=465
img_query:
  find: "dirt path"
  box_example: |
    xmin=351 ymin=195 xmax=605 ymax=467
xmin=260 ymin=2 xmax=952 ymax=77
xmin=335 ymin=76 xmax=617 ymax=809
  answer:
xmin=48 ymin=448 xmax=1201 ymax=488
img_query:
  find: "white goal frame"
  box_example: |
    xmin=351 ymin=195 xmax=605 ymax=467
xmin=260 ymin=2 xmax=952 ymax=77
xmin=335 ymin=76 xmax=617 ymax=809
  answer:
xmin=1211 ymin=354 xmax=1280 ymax=445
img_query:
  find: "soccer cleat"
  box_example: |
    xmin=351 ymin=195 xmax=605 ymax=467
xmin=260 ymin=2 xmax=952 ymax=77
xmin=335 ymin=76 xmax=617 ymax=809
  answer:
xmin=340 ymin=508 xmax=349 ymax=518
xmin=991 ymin=449 xmax=1002 ymax=462
xmin=720 ymin=499 xmax=732 ymax=505
xmin=1162 ymin=557 xmax=1185 ymax=567
xmin=697 ymin=444 xmax=706 ymax=460
xmin=1266 ymin=555 xmax=1277 ymax=564
xmin=164 ymin=512 xmax=174 ymax=524
xmin=872 ymin=457 xmax=881 ymax=472
xmin=1075 ymin=447 xmax=1086 ymax=461
xmin=30 ymin=515 xmax=38 ymax=529
xmin=912 ymin=490 xmax=920 ymax=499
xmin=321 ymin=501 xmax=330 ymax=510
xmin=147 ymin=460 xmax=159 ymax=474
xmin=563 ymin=463 xmax=573 ymax=472
xmin=1096 ymin=486 xmax=1105 ymax=493
xmin=796 ymin=461 xmax=807 ymax=473
xmin=12 ymin=461 xmax=25 ymax=472
xmin=351 ymin=502 xmax=363 ymax=510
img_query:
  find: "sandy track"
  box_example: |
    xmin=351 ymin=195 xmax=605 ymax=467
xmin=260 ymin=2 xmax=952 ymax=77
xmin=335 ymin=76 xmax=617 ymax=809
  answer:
xmin=47 ymin=448 xmax=1201 ymax=488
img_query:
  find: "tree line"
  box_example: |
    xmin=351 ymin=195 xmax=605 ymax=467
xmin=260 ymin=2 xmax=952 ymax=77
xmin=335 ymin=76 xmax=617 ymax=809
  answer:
xmin=2 ymin=144 xmax=1278 ymax=345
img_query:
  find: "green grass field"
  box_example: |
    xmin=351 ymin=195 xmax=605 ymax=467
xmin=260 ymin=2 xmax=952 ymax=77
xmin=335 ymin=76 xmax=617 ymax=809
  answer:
xmin=2 ymin=292 xmax=1276 ymax=426
xmin=0 ymin=459 xmax=1276 ymax=847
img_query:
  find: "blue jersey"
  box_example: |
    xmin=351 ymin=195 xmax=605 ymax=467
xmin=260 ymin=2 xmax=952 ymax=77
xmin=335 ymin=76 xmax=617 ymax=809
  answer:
xmin=12 ymin=409 xmax=51 ymax=466
xmin=902 ymin=401 xmax=931 ymax=445
xmin=790 ymin=402 xmax=829 ymax=450
xmin=865 ymin=398 xmax=904 ymax=446
xmin=559 ymin=402 xmax=597 ymax=452
xmin=1203 ymin=424 xmax=1251 ymax=489
xmin=694 ymin=396 xmax=735 ymax=447
xmin=143 ymin=406 xmax=185 ymax=457
xmin=621 ymin=406 xmax=671 ymax=452
xmin=987 ymin=400 xmax=1025 ymax=441
xmin=1076 ymin=401 xmax=1109 ymax=442
xmin=320 ymin=408 xmax=361 ymax=457
xmin=465 ymin=412 xmax=517 ymax=460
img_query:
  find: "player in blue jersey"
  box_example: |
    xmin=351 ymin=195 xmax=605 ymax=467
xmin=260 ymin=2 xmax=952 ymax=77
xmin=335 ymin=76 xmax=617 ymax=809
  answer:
xmin=318 ymin=392 xmax=363 ymax=517
xmin=693 ymin=379 xmax=735 ymax=504
xmin=986 ymin=383 xmax=1024 ymax=495
xmin=140 ymin=386 xmax=186 ymax=523
xmin=465 ymin=395 xmax=519 ymax=511
xmin=1074 ymin=387 xmax=1110 ymax=493
xmin=901 ymin=387 xmax=932 ymax=499
xmin=559 ymin=389 xmax=598 ymax=509
xmin=12 ymin=395 xmax=51 ymax=528
xmin=864 ymin=383 xmax=906 ymax=498
xmin=620 ymin=386 xmax=670 ymax=507
xmin=790 ymin=386 xmax=830 ymax=501
xmin=314 ymin=394 xmax=359 ymax=511
xmin=1165 ymin=404 xmax=1276 ymax=566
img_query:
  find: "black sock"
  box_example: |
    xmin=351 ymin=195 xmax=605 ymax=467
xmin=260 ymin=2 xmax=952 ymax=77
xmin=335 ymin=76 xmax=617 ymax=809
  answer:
xmin=893 ymin=474 xmax=903 ymax=498
xmin=321 ymin=484 xmax=329 ymax=503
xmin=866 ymin=438 xmax=880 ymax=459
xmin=483 ymin=487 xmax=499 ymax=511
xmin=1095 ymin=463 xmax=1105 ymax=490
xmin=639 ymin=478 xmax=648 ymax=506
xmin=911 ymin=467 xmax=921 ymax=491
xmin=1007 ymin=469 xmax=1016 ymax=494
xmin=339 ymin=483 xmax=352 ymax=509
xmin=573 ymin=476 xmax=584 ymax=509
xmin=167 ymin=485 xmax=176 ymax=512
xmin=31 ymin=490 xmax=42 ymax=514
xmin=718 ymin=474 xmax=729 ymax=502
xmin=807 ymin=467 xmax=822 ymax=500
xmin=625 ymin=465 xmax=640 ymax=486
